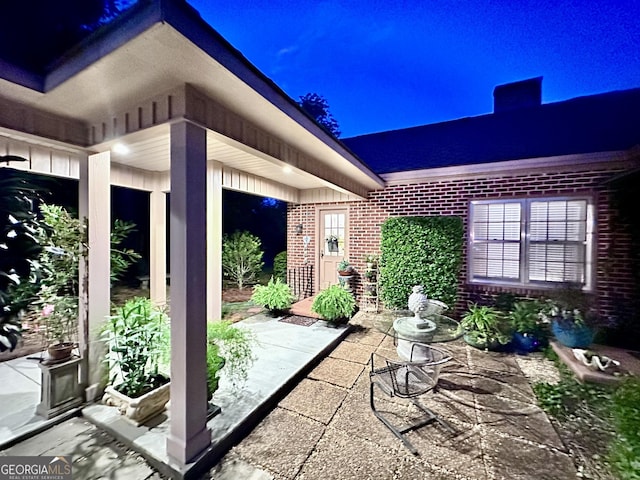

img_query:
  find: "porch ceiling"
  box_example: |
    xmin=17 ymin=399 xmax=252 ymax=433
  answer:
xmin=95 ymin=124 xmax=328 ymax=191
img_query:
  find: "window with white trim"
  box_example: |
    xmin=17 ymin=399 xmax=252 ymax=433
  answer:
xmin=468 ymin=197 xmax=594 ymax=289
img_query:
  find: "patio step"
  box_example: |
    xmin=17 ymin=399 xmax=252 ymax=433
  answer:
xmin=289 ymin=296 xmax=320 ymax=319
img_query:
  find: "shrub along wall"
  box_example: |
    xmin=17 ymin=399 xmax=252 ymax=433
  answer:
xmin=380 ymin=216 xmax=463 ymax=308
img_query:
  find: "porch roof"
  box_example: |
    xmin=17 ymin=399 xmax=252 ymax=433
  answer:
xmin=0 ymin=0 xmax=384 ymax=198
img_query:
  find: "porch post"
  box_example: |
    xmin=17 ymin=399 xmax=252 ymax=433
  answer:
xmin=206 ymin=161 xmax=223 ymax=321
xmin=166 ymin=121 xmax=211 ymax=463
xmin=149 ymin=187 xmax=167 ymax=306
xmin=83 ymin=151 xmax=111 ymax=400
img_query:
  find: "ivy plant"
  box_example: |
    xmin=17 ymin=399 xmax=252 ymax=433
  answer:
xmin=379 ymin=216 xmax=463 ymax=309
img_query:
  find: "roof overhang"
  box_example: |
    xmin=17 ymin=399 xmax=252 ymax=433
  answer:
xmin=0 ymin=0 xmax=384 ymax=198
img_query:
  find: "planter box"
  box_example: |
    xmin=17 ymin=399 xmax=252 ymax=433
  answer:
xmin=102 ymin=381 xmax=170 ymax=426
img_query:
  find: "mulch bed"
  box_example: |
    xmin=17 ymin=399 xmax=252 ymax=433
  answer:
xmin=279 ymin=315 xmax=318 ymax=327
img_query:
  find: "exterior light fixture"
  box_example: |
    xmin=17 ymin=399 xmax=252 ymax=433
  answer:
xmin=283 ymin=166 xmax=292 ymax=174
xmin=112 ymin=143 xmax=130 ymax=155
xmin=295 ymin=224 xmax=303 ymax=235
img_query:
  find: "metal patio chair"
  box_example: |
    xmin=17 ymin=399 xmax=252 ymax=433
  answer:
xmin=369 ymin=343 xmax=454 ymax=455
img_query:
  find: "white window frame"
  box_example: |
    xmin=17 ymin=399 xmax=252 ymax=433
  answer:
xmin=467 ymin=196 xmax=595 ymax=290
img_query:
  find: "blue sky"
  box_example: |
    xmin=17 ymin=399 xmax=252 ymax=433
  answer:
xmin=187 ymin=1 xmax=639 ymax=138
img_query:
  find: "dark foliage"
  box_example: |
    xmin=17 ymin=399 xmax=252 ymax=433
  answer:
xmin=298 ymin=93 xmax=341 ymax=137
xmin=0 ymin=167 xmax=44 ymax=351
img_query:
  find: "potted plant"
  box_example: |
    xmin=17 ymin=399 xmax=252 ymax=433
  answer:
xmin=311 ymin=285 xmax=356 ymax=325
xmin=508 ymin=300 xmax=547 ymax=353
xmin=326 ymin=234 xmax=339 ymax=252
xmin=337 ymin=259 xmax=353 ymax=276
xmin=364 ymin=253 xmax=378 ymax=269
xmin=541 ymin=286 xmax=596 ymax=348
xmin=250 ymin=277 xmax=295 ymax=315
xmin=101 ymin=297 xmax=171 ymax=425
xmin=35 ymin=204 xmax=87 ymax=361
xmin=206 ymin=320 xmax=256 ymax=417
xmin=457 ymin=303 xmax=511 ymax=350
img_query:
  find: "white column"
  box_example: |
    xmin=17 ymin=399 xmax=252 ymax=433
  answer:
xmin=84 ymin=151 xmax=111 ymax=400
xmin=149 ymin=188 xmax=167 ymax=306
xmin=206 ymin=161 xmax=223 ymax=321
xmin=166 ymin=121 xmax=211 ymax=464
xmin=77 ymin=154 xmax=89 ymax=396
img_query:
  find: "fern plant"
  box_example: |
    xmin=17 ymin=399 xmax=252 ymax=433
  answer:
xmin=250 ymin=277 xmax=295 ymax=313
xmin=311 ymin=285 xmax=356 ymax=324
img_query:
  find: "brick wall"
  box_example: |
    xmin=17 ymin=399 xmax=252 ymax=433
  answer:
xmin=287 ymin=165 xmax=637 ymax=322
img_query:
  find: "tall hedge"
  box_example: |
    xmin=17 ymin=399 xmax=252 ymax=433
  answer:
xmin=379 ymin=216 xmax=463 ymax=309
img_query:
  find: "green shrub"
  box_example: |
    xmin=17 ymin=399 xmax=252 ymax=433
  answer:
xmin=222 ymin=231 xmax=264 ymax=290
xmin=608 ymin=378 xmax=640 ymax=479
xmin=102 ymin=297 xmax=170 ymax=398
xmin=509 ymin=300 xmax=544 ymax=335
xmin=311 ymin=285 xmax=356 ymax=324
xmin=207 ymin=320 xmax=256 ymax=392
xmin=110 ymin=219 xmax=141 ymax=285
xmin=379 ymin=216 xmax=463 ymax=309
xmin=251 ymin=277 xmax=295 ymax=312
xmin=273 ymin=251 xmax=287 ymax=282
xmin=457 ymin=303 xmax=511 ymax=348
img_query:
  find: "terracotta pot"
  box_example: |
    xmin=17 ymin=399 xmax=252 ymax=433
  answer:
xmin=47 ymin=342 xmax=75 ymax=361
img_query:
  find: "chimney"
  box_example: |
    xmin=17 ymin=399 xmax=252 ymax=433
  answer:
xmin=493 ymin=77 xmax=543 ymax=113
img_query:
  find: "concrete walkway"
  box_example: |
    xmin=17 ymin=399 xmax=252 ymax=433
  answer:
xmin=1 ymin=312 xmax=578 ymax=479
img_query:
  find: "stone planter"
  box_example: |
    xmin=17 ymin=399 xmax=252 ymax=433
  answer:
xmin=103 ymin=381 xmax=171 ymax=426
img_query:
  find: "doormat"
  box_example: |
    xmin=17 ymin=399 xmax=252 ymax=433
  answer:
xmin=279 ymin=315 xmax=318 ymax=327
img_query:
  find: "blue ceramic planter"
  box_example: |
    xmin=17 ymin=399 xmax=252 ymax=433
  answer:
xmin=513 ymin=332 xmax=542 ymax=353
xmin=551 ymin=320 xmax=594 ymax=348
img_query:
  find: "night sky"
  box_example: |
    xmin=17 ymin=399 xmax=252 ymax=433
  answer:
xmin=187 ymin=0 xmax=640 ymax=138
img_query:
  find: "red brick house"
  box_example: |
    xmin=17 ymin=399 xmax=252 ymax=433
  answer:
xmin=287 ymin=78 xmax=640 ymax=332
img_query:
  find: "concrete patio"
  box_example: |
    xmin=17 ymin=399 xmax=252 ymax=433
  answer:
xmin=1 ymin=311 xmax=579 ymax=479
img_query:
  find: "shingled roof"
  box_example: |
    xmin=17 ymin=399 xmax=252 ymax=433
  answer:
xmin=343 ymin=87 xmax=640 ymax=175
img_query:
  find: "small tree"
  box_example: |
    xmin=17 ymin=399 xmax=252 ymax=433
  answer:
xmin=222 ymin=231 xmax=264 ymax=290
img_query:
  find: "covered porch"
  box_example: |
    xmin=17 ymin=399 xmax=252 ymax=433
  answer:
xmin=0 ymin=0 xmax=382 ymax=467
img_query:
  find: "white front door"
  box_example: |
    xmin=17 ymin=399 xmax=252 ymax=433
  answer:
xmin=319 ymin=208 xmax=348 ymax=290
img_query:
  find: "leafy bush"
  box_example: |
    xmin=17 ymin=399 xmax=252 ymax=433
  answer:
xmin=273 ymin=251 xmax=287 ymax=282
xmin=509 ymin=300 xmax=544 ymax=335
xmin=457 ymin=303 xmax=511 ymax=348
xmin=311 ymin=285 xmax=356 ymax=324
xmin=222 ymin=231 xmax=264 ymax=290
xmin=102 ymin=297 xmax=170 ymax=398
xmin=207 ymin=320 xmax=256 ymax=392
xmin=0 ymin=170 xmax=42 ymax=352
xmin=608 ymin=378 xmax=640 ymax=479
xmin=379 ymin=216 xmax=463 ymax=309
xmin=251 ymin=277 xmax=295 ymax=313
xmin=110 ymin=219 xmax=141 ymax=285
